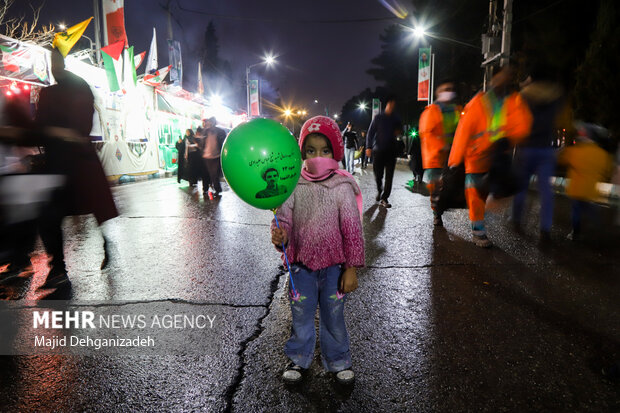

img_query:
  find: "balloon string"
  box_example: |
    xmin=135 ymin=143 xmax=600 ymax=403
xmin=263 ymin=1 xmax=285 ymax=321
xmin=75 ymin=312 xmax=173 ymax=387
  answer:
xmin=272 ymin=210 xmax=297 ymax=296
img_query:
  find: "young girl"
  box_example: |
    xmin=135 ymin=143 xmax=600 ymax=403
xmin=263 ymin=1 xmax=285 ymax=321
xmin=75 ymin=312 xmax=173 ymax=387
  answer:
xmin=271 ymin=116 xmax=364 ymax=385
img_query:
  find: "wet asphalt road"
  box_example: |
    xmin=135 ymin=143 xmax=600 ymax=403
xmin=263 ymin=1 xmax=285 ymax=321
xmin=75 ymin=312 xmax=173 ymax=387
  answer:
xmin=0 ymin=164 xmax=619 ymax=412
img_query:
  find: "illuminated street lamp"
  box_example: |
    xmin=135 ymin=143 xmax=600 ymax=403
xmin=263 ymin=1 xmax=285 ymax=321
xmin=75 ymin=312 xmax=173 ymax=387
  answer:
xmin=358 ymin=102 xmax=368 ymax=111
xmin=246 ymin=54 xmax=276 ymax=118
xmin=413 ymin=26 xmax=426 ymax=38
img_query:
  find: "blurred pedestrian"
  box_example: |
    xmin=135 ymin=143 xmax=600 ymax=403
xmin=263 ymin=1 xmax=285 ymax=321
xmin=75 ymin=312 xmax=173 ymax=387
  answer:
xmin=342 ymin=122 xmax=358 ymax=174
xmin=200 ymin=117 xmax=226 ymax=197
xmin=448 ymin=65 xmax=532 ymax=247
xmin=359 ymin=130 xmax=368 ymax=169
xmin=557 ymin=123 xmax=615 ymax=240
xmin=175 ymin=129 xmax=190 ymax=184
xmin=186 ymin=127 xmax=201 ymax=187
xmin=512 ymin=65 xmax=571 ymax=241
xmin=366 ymin=96 xmax=402 ymax=208
xmin=34 ymin=48 xmax=118 ymax=288
xmin=271 ymin=116 xmax=363 ymax=385
xmin=419 ymin=80 xmax=461 ymax=226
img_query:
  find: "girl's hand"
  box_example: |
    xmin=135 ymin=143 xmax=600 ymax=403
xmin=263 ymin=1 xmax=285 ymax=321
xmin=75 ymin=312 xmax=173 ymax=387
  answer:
xmin=339 ymin=267 xmax=358 ymax=294
xmin=271 ymin=228 xmax=288 ymax=247
xmin=365 ymin=148 xmax=372 ymax=158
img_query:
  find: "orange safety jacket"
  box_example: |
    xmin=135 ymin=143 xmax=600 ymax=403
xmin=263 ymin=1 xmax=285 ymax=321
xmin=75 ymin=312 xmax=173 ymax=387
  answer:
xmin=448 ymin=91 xmax=532 ymax=174
xmin=419 ymin=103 xmax=461 ymax=169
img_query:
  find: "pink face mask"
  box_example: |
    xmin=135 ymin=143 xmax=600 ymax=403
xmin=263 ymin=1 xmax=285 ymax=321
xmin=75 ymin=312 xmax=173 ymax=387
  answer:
xmin=300 ymin=156 xmax=364 ymax=217
xmin=301 ymin=157 xmax=339 ymax=181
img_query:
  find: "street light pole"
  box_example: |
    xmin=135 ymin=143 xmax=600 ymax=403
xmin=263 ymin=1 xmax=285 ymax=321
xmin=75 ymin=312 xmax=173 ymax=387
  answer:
xmin=246 ymin=56 xmax=275 ymax=119
xmin=246 ymin=66 xmax=251 ymax=119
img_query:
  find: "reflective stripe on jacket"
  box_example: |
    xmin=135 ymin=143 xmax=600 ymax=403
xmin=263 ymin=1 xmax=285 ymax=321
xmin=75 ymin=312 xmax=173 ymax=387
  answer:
xmin=448 ymin=91 xmax=532 ymax=174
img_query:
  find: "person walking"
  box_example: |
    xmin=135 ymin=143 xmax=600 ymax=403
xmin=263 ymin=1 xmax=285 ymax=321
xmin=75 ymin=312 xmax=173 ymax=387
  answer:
xmin=176 ymin=130 xmax=189 ymax=183
xmin=365 ymin=97 xmax=402 ymax=208
xmin=511 ymin=66 xmax=570 ymax=241
xmin=342 ymin=122 xmax=358 ymax=174
xmin=35 ymin=48 xmax=118 ymax=288
xmin=359 ymin=130 xmax=368 ymax=169
xmin=557 ymin=123 xmax=615 ymax=240
xmin=419 ymin=80 xmax=461 ymax=226
xmin=201 ymin=117 xmax=226 ymax=197
xmin=186 ymin=128 xmax=201 ymax=187
xmin=448 ymin=65 xmax=532 ymax=247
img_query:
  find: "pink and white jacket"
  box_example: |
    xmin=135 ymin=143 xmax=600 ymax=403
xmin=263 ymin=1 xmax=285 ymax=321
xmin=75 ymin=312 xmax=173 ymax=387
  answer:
xmin=272 ymin=175 xmax=365 ymax=271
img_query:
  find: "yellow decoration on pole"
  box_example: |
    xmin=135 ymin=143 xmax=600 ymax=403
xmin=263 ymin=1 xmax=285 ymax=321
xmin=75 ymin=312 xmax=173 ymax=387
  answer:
xmin=52 ymin=17 xmax=93 ymax=57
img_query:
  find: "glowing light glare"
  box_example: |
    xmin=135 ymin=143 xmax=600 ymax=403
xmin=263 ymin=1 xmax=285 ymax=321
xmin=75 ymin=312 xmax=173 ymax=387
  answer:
xmin=58 ymin=23 xmax=66 ymax=30
xmin=334 ymin=114 xmax=339 ymax=119
xmin=6 ymin=91 xmax=12 ymax=96
xmin=284 ymin=109 xmax=292 ymax=117
xmin=297 ymin=110 xmax=302 ymax=115
xmin=264 ymin=55 xmax=275 ymax=65
xmin=413 ymin=26 xmax=426 ymax=38
xmin=210 ymin=94 xmax=223 ymax=106
xmin=358 ymin=102 xmax=367 ymax=110
xmin=314 ymin=99 xmax=319 ymax=104
xmin=23 ymin=85 xmax=30 ymax=91
xmin=302 ymin=111 xmax=307 ymax=115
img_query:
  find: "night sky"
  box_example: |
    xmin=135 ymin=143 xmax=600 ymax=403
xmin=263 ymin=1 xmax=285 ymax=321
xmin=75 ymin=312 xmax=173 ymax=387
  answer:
xmin=7 ymin=0 xmax=405 ymax=116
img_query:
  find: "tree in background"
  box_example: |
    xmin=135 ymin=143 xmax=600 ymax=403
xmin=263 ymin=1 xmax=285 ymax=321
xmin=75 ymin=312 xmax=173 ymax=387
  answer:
xmin=201 ymin=21 xmax=233 ymax=102
xmin=0 ymin=0 xmax=55 ymax=45
xmin=360 ymin=0 xmax=487 ymax=126
xmin=574 ymin=0 xmax=620 ymax=138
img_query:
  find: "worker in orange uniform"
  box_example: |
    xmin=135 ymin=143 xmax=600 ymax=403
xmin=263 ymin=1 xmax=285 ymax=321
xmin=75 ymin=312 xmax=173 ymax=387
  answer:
xmin=419 ymin=80 xmax=461 ymax=226
xmin=448 ymin=65 xmax=533 ymax=247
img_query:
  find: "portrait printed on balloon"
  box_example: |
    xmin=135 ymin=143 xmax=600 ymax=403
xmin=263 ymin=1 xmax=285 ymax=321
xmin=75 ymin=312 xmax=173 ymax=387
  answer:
xmin=256 ymin=167 xmax=288 ymax=199
xmin=221 ymin=118 xmax=302 ymax=210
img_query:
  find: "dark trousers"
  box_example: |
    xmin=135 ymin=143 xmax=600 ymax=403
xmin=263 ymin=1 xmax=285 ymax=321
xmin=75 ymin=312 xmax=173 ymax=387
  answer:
xmin=203 ymin=158 xmax=222 ymax=193
xmin=372 ymin=151 xmax=396 ymax=201
xmin=38 ymin=189 xmax=67 ymax=273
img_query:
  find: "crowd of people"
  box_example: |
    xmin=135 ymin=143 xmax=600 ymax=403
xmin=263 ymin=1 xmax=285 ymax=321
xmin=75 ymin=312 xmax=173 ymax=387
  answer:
xmin=175 ymin=117 xmax=227 ymax=198
xmin=0 ymin=48 xmax=618 ymax=385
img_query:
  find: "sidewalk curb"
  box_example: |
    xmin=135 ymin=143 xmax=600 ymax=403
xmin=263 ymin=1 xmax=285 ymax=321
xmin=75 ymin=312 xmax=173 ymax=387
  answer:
xmin=109 ymin=169 xmax=175 ymax=186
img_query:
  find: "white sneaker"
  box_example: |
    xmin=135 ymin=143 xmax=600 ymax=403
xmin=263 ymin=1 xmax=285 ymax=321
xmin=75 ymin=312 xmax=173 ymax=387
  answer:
xmin=282 ymin=362 xmax=304 ymax=383
xmin=335 ymin=369 xmax=355 ymax=384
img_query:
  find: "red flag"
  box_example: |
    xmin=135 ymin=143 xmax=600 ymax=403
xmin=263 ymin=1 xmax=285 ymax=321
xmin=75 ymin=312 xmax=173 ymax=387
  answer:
xmin=101 ymin=40 xmax=124 ymax=61
xmin=134 ymin=51 xmax=146 ymax=70
xmin=102 ymin=0 xmax=128 ymax=46
xmin=143 ymin=65 xmax=172 ymax=86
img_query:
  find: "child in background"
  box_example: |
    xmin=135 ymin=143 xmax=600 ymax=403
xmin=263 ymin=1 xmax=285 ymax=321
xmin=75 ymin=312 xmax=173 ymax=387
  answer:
xmin=558 ymin=123 xmax=615 ymax=240
xmin=271 ymin=116 xmax=364 ymax=385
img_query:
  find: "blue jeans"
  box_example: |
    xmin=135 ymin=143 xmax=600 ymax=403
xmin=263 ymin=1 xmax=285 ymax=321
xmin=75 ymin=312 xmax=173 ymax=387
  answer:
xmin=512 ymin=147 xmax=557 ymax=232
xmin=285 ymin=264 xmax=352 ymax=372
xmin=344 ymin=147 xmax=356 ymax=173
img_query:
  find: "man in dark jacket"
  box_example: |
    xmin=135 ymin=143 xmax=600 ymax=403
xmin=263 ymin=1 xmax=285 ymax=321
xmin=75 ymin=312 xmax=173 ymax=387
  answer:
xmin=35 ymin=48 xmax=118 ymax=288
xmin=366 ymin=97 xmax=402 ymax=208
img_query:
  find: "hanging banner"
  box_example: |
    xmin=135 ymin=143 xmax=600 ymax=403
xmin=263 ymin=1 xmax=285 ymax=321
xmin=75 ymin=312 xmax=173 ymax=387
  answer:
xmin=418 ymin=47 xmax=431 ymax=102
xmin=0 ymin=35 xmax=51 ymax=86
xmin=167 ymin=39 xmax=182 ymax=87
xmin=102 ymin=0 xmax=128 ymax=46
xmin=372 ymin=98 xmax=381 ymax=119
xmin=249 ymin=79 xmax=259 ymax=117
xmin=197 ymin=62 xmax=204 ymax=95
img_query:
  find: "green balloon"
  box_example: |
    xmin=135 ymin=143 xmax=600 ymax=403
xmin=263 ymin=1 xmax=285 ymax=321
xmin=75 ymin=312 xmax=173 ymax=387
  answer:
xmin=221 ymin=118 xmax=302 ymax=210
